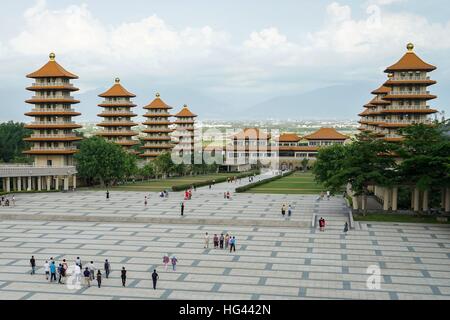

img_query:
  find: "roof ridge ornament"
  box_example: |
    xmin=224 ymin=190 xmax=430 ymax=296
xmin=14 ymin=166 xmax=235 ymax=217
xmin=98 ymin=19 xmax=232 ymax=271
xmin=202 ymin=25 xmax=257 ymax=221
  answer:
xmin=156 ymin=92 xmax=160 ymax=98
xmin=407 ymin=43 xmax=414 ymax=52
xmin=49 ymin=53 xmax=56 ymax=61
xmin=115 ymin=77 xmax=120 ymax=83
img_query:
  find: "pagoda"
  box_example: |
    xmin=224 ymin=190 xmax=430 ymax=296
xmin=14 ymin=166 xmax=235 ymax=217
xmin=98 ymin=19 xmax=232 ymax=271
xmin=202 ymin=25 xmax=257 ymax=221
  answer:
xmin=141 ymin=93 xmax=174 ymax=160
xmin=24 ymin=53 xmax=82 ymax=167
xmin=172 ymin=105 xmax=197 ymax=156
xmin=97 ymin=78 xmax=138 ymax=153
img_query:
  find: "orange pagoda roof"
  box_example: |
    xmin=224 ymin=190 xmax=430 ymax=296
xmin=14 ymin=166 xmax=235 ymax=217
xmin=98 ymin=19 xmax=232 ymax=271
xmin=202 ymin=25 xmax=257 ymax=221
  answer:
xmin=371 ymin=85 xmax=390 ymax=95
xmin=99 ymin=78 xmax=136 ymax=98
xmin=385 ymin=44 xmax=436 ymax=73
xmin=303 ymin=127 xmax=349 ymax=140
xmin=175 ymin=105 xmax=197 ymax=117
xmin=278 ymin=133 xmax=301 ymax=142
xmin=27 ymin=53 xmax=78 ymax=79
xmin=232 ymin=128 xmax=270 ymax=140
xmin=144 ymin=93 xmax=172 ymax=109
xmin=358 ymin=109 xmax=370 ymax=116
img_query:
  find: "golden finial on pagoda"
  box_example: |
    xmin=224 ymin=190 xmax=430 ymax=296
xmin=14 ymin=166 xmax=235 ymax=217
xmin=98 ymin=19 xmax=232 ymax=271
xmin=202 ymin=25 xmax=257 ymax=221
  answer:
xmin=407 ymin=43 xmax=414 ymax=52
xmin=156 ymin=92 xmax=160 ymax=98
xmin=49 ymin=53 xmax=56 ymax=61
xmin=183 ymin=104 xmax=188 ymax=108
xmin=115 ymin=77 xmax=120 ymax=83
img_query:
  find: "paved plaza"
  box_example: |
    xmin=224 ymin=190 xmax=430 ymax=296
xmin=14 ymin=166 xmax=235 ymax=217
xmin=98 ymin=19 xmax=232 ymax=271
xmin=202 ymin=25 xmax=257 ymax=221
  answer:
xmin=0 ymin=177 xmax=449 ymax=300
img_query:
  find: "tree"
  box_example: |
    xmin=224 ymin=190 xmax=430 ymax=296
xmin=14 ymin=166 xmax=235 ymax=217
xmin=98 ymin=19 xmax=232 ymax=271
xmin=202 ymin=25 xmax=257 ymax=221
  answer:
xmin=152 ymin=152 xmax=175 ymax=178
xmin=0 ymin=121 xmax=32 ymax=163
xmin=74 ymin=137 xmax=137 ymax=186
xmin=138 ymin=163 xmax=155 ymax=181
xmin=301 ymin=158 xmax=309 ymax=171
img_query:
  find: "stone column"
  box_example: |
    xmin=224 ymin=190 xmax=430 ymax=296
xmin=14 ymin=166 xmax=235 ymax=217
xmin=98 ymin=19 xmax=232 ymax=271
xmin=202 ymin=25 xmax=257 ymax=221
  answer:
xmin=352 ymin=196 xmax=359 ymax=210
xmin=413 ymin=188 xmax=420 ymax=212
xmin=27 ymin=176 xmax=32 ymax=191
xmin=392 ymin=187 xmax=398 ymax=211
xmin=361 ymin=195 xmax=366 ymax=211
xmin=383 ymin=188 xmax=390 ymax=211
xmin=6 ymin=177 xmax=10 ymax=192
xmin=12 ymin=178 xmax=17 ymax=191
xmin=445 ymin=188 xmax=450 ymax=213
xmin=73 ymin=175 xmax=77 ymax=189
xmin=422 ymin=190 xmax=429 ymax=212
xmin=17 ymin=177 xmax=22 ymax=192
xmin=55 ymin=177 xmax=59 ymax=191
xmin=46 ymin=177 xmax=51 ymax=191
xmin=64 ymin=177 xmax=69 ymax=191
xmin=37 ymin=176 xmax=42 ymax=191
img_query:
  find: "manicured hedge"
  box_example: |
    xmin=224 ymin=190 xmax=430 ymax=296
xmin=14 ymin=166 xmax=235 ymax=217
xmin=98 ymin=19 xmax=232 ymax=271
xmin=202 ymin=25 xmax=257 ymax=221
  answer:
xmin=171 ymin=170 xmax=260 ymax=192
xmin=235 ymin=170 xmax=295 ymax=193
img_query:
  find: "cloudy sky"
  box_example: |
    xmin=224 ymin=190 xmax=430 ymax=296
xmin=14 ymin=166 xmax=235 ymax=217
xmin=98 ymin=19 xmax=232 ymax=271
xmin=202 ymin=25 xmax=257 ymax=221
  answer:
xmin=1 ymin=0 xmax=449 ymax=121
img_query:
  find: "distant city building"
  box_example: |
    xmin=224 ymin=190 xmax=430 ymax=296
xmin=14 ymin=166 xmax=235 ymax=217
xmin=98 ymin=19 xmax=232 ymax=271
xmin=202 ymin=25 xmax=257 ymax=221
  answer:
xmin=141 ymin=93 xmax=174 ymax=160
xmin=358 ymin=43 xmax=438 ymax=141
xmin=97 ymin=78 xmax=139 ymax=153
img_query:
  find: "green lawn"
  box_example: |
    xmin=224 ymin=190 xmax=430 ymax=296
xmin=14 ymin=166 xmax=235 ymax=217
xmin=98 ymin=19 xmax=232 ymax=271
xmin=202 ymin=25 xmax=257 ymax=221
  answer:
xmin=354 ymin=213 xmax=450 ymax=224
xmin=82 ymin=173 xmax=237 ymax=192
xmin=245 ymin=171 xmax=325 ymax=194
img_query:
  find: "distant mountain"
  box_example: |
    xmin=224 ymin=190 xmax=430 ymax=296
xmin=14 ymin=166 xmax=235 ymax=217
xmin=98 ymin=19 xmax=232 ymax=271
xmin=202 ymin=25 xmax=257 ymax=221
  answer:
xmin=242 ymin=84 xmax=379 ymax=120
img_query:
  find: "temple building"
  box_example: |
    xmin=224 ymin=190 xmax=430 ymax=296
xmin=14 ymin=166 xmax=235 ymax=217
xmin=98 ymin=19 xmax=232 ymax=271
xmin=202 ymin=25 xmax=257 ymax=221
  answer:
xmin=141 ymin=93 xmax=174 ymax=160
xmin=97 ymin=78 xmax=139 ymax=153
xmin=1 ymin=53 xmax=80 ymax=192
xmin=358 ymin=43 xmax=438 ymax=142
xmin=172 ymin=105 xmax=197 ymax=157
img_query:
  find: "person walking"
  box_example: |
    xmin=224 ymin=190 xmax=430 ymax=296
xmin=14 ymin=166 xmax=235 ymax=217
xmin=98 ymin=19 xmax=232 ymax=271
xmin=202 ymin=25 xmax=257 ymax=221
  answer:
xmin=106 ymin=190 xmax=110 ymax=199
xmin=144 ymin=196 xmax=148 ymax=206
xmin=88 ymin=261 xmax=95 ymax=280
xmin=12 ymin=195 xmax=15 ymax=206
xmin=319 ymin=217 xmax=325 ymax=232
xmin=163 ymin=254 xmax=170 ymax=271
xmin=49 ymin=261 xmax=57 ymax=282
xmin=171 ymin=256 xmax=178 ymax=271
xmin=288 ymin=205 xmax=292 ymax=217
xmin=75 ymin=257 xmax=82 ymax=269
xmin=219 ymin=233 xmax=224 ymax=249
xmin=96 ymin=270 xmax=102 ymax=288
xmin=204 ymin=232 xmax=210 ymax=249
xmin=43 ymin=260 xmax=50 ymax=280
xmin=121 ymin=267 xmax=127 ymax=287
xmin=213 ymin=234 xmax=219 ymax=249
xmin=229 ymin=236 xmax=236 ymax=253
xmin=58 ymin=263 xmax=65 ymax=284
xmin=30 ymin=256 xmax=36 ymax=275
xmin=327 ymin=190 xmax=331 ymax=200
xmin=83 ymin=267 xmax=91 ymax=287
xmin=225 ymin=234 xmax=230 ymax=249
xmin=181 ymin=202 xmax=184 ymax=216
xmin=343 ymin=222 xmax=349 ymax=235
xmin=151 ymin=269 xmax=159 ymax=290
xmin=104 ymin=259 xmax=110 ymax=279
xmin=281 ymin=204 xmax=286 ymax=217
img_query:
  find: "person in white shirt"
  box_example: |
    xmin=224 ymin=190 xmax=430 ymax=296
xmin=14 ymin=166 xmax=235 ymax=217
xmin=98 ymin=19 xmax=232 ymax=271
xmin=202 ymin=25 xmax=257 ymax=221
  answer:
xmin=43 ymin=261 xmax=50 ymax=280
xmin=88 ymin=261 xmax=96 ymax=280
xmin=204 ymin=232 xmax=210 ymax=248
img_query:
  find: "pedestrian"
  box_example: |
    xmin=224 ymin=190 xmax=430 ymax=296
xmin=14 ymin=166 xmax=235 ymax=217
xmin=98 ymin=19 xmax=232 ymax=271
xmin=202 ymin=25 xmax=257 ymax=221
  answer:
xmin=204 ymin=232 xmax=210 ymax=248
xmin=225 ymin=234 xmax=230 ymax=249
xmin=319 ymin=217 xmax=325 ymax=232
xmin=219 ymin=233 xmax=224 ymax=249
xmin=171 ymin=256 xmax=178 ymax=271
xmin=343 ymin=222 xmax=349 ymax=235
xmin=12 ymin=195 xmax=15 ymax=206
xmin=144 ymin=196 xmax=148 ymax=206
xmin=281 ymin=204 xmax=286 ymax=217
xmin=223 ymin=192 xmax=227 ymax=199
xmin=320 ymin=191 xmax=325 ymax=200
xmin=152 ymin=269 xmax=159 ymax=290
xmin=229 ymin=236 xmax=236 ymax=253
xmin=58 ymin=264 xmax=64 ymax=284
xmin=106 ymin=190 xmax=109 ymax=199
xmin=89 ymin=261 xmax=95 ymax=280
xmin=327 ymin=190 xmax=331 ymax=200
xmin=49 ymin=261 xmax=57 ymax=282
xmin=181 ymin=202 xmax=184 ymax=216
xmin=96 ymin=270 xmax=102 ymax=288
xmin=121 ymin=267 xmax=127 ymax=287
xmin=30 ymin=256 xmax=36 ymax=275
xmin=213 ymin=234 xmax=219 ymax=249
xmin=288 ymin=205 xmax=292 ymax=217
xmin=104 ymin=259 xmax=110 ymax=279
xmin=76 ymin=257 xmax=82 ymax=269
xmin=83 ymin=267 xmax=91 ymax=287
xmin=43 ymin=260 xmax=50 ymax=280
xmin=163 ymin=253 xmax=170 ymax=271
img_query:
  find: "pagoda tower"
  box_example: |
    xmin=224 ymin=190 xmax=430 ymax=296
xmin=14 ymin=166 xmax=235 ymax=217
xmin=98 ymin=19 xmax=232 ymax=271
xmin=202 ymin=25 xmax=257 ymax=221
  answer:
xmin=141 ymin=93 xmax=174 ymax=160
xmin=172 ymin=105 xmax=197 ymax=156
xmin=97 ymin=78 xmax=139 ymax=153
xmin=24 ymin=53 xmax=82 ymax=167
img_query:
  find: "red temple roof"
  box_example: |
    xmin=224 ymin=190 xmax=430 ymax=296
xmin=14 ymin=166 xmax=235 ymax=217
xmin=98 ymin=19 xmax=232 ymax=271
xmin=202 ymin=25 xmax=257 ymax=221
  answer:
xmin=278 ymin=133 xmax=301 ymax=142
xmin=144 ymin=93 xmax=172 ymax=109
xmin=27 ymin=53 xmax=78 ymax=79
xmin=99 ymin=78 xmax=136 ymax=98
xmin=303 ymin=127 xmax=349 ymax=140
xmin=371 ymin=85 xmax=391 ymax=95
xmin=385 ymin=44 xmax=436 ymax=73
xmin=175 ymin=105 xmax=197 ymax=117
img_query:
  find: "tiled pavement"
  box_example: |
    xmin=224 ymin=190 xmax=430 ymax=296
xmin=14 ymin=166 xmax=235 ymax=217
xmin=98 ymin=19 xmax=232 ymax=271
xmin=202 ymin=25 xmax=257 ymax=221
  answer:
xmin=0 ymin=219 xmax=449 ymax=300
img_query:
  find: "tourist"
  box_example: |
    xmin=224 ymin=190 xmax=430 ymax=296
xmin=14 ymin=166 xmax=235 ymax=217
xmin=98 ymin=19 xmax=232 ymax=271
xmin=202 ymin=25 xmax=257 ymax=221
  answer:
xmin=281 ymin=204 xmax=286 ymax=217
xmin=121 ymin=267 xmax=127 ymax=287
xmin=225 ymin=234 xmax=230 ymax=249
xmin=106 ymin=190 xmax=110 ymax=199
xmin=226 ymin=191 xmax=231 ymax=199
xmin=12 ymin=195 xmax=15 ymax=206
xmin=87 ymin=261 xmax=95 ymax=280
xmin=96 ymin=270 xmax=102 ymax=288
xmin=49 ymin=261 xmax=57 ymax=282
xmin=171 ymin=256 xmax=178 ymax=271
xmin=152 ymin=269 xmax=159 ymax=290
xmin=73 ymin=263 xmax=81 ymax=285
xmin=288 ymin=205 xmax=292 ymax=217
xmin=319 ymin=217 xmax=325 ymax=232
xmin=104 ymin=259 xmax=110 ymax=279
xmin=327 ymin=190 xmax=331 ymax=200
xmin=144 ymin=196 xmax=148 ymax=206
xmin=213 ymin=234 xmax=219 ymax=249
xmin=163 ymin=253 xmax=170 ymax=271
xmin=43 ymin=260 xmax=50 ymax=280
xmin=58 ymin=263 xmax=64 ymax=284
xmin=320 ymin=191 xmax=325 ymax=200
xmin=30 ymin=256 xmax=36 ymax=275
xmin=343 ymin=222 xmax=349 ymax=235
xmin=219 ymin=233 xmax=224 ymax=249
xmin=181 ymin=202 xmax=184 ymax=216
xmin=204 ymin=232 xmax=210 ymax=248
xmin=229 ymin=236 xmax=236 ymax=253
xmin=62 ymin=259 xmax=68 ymax=271
xmin=223 ymin=192 xmax=227 ymax=199
xmin=83 ymin=267 xmax=91 ymax=287
xmin=76 ymin=257 xmax=82 ymax=270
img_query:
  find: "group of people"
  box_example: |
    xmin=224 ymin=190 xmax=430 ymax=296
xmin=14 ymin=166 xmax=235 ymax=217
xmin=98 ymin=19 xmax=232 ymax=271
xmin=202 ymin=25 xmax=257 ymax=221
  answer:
xmin=184 ymin=189 xmax=193 ymax=200
xmin=204 ymin=232 xmax=237 ymax=252
xmin=0 ymin=195 xmax=14 ymax=206
xmin=318 ymin=217 xmax=349 ymax=234
xmin=227 ymin=176 xmax=240 ymax=184
xmin=317 ymin=191 xmax=332 ymax=201
xmin=281 ymin=204 xmax=293 ymax=217
xmin=223 ymin=191 xmax=232 ymax=200
xmin=162 ymin=254 xmax=179 ymax=271
xmin=159 ymin=190 xmax=169 ymax=198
